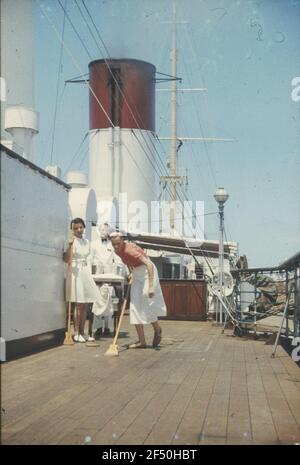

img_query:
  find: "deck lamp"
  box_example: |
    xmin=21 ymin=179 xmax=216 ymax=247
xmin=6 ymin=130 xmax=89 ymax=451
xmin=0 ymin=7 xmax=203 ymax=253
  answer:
xmin=214 ymin=188 xmax=229 ymax=324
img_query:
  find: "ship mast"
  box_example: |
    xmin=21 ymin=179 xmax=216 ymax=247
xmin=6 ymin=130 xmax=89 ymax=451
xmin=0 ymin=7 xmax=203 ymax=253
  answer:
xmin=159 ymin=0 xmax=236 ymax=236
xmin=170 ymin=1 xmax=178 ymax=226
xmin=160 ymin=1 xmax=188 ymax=234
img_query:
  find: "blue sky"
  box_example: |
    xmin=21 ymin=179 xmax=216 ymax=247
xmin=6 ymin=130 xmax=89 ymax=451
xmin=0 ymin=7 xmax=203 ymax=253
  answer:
xmin=34 ymin=0 xmax=300 ymax=267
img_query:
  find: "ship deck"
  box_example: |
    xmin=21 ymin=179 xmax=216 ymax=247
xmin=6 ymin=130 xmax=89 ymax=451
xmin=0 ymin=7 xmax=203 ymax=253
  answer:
xmin=1 ymin=317 xmax=300 ymax=445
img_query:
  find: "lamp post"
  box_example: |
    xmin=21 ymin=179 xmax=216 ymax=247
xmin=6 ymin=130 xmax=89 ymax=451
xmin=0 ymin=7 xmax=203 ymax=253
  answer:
xmin=214 ymin=187 xmax=229 ymax=324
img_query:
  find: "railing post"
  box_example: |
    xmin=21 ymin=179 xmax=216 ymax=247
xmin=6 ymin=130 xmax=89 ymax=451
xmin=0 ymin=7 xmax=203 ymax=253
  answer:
xmin=294 ymin=266 xmax=300 ymax=341
xmin=285 ymin=270 xmax=289 ymax=337
xmin=254 ymin=272 xmax=257 ymax=336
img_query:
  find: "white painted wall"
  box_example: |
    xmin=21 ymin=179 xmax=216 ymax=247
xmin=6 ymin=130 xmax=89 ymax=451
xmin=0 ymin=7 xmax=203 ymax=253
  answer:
xmin=89 ymin=127 xmax=158 ymax=231
xmin=68 ymin=187 xmax=97 ymax=241
xmin=0 ymin=0 xmax=38 ymax=161
xmin=1 ymin=150 xmax=69 ymax=341
xmin=0 ymin=0 xmax=34 ymax=111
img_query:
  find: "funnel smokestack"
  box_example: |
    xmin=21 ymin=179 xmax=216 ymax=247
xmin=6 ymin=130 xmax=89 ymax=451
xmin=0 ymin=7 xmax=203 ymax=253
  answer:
xmin=88 ymin=58 xmax=157 ymax=232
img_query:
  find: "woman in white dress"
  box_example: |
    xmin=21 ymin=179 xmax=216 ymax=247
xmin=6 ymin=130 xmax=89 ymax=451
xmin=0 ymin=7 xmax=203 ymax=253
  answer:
xmin=110 ymin=233 xmax=167 ymax=349
xmin=63 ymin=218 xmax=99 ymax=343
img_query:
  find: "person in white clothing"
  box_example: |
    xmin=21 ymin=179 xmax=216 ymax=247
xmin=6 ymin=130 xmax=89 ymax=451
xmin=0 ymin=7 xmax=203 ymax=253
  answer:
xmin=110 ymin=233 xmax=167 ymax=349
xmin=90 ymin=223 xmax=125 ymax=336
xmin=91 ymin=223 xmax=125 ymax=275
xmin=92 ymin=283 xmax=116 ymax=335
xmin=63 ymin=218 xmax=99 ymax=343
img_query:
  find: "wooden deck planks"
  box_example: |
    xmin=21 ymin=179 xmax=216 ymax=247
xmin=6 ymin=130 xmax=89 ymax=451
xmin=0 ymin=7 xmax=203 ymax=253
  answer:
xmin=1 ymin=319 xmax=299 ymax=445
xmin=172 ymin=348 xmax=223 ymax=445
xmin=144 ymin=362 xmax=204 ymax=445
xmin=115 ymin=383 xmax=180 ymax=445
xmin=226 ymin=343 xmax=253 ymax=445
xmin=198 ymin=339 xmax=234 ymax=445
xmin=245 ymin=341 xmax=280 ymax=445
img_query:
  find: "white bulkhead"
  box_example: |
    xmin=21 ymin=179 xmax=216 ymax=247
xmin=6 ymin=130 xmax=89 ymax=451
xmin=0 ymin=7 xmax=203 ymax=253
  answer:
xmin=89 ymin=127 xmax=158 ymax=230
xmin=1 ymin=148 xmax=70 ymax=346
xmin=0 ymin=0 xmax=39 ymax=162
xmin=67 ymin=170 xmax=97 ymax=240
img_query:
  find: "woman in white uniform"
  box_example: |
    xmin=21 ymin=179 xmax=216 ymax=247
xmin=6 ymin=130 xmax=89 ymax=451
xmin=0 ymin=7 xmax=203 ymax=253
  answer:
xmin=63 ymin=218 xmax=99 ymax=343
xmin=110 ymin=233 xmax=167 ymax=349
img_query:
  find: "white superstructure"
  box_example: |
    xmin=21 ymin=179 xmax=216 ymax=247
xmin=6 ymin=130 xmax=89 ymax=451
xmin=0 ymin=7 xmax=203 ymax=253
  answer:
xmin=0 ymin=0 xmax=39 ymax=161
xmin=1 ymin=146 xmax=70 ymax=360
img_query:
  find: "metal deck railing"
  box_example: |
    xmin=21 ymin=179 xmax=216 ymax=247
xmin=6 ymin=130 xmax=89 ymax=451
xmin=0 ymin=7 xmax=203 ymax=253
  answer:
xmin=230 ymin=258 xmax=300 ymax=343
